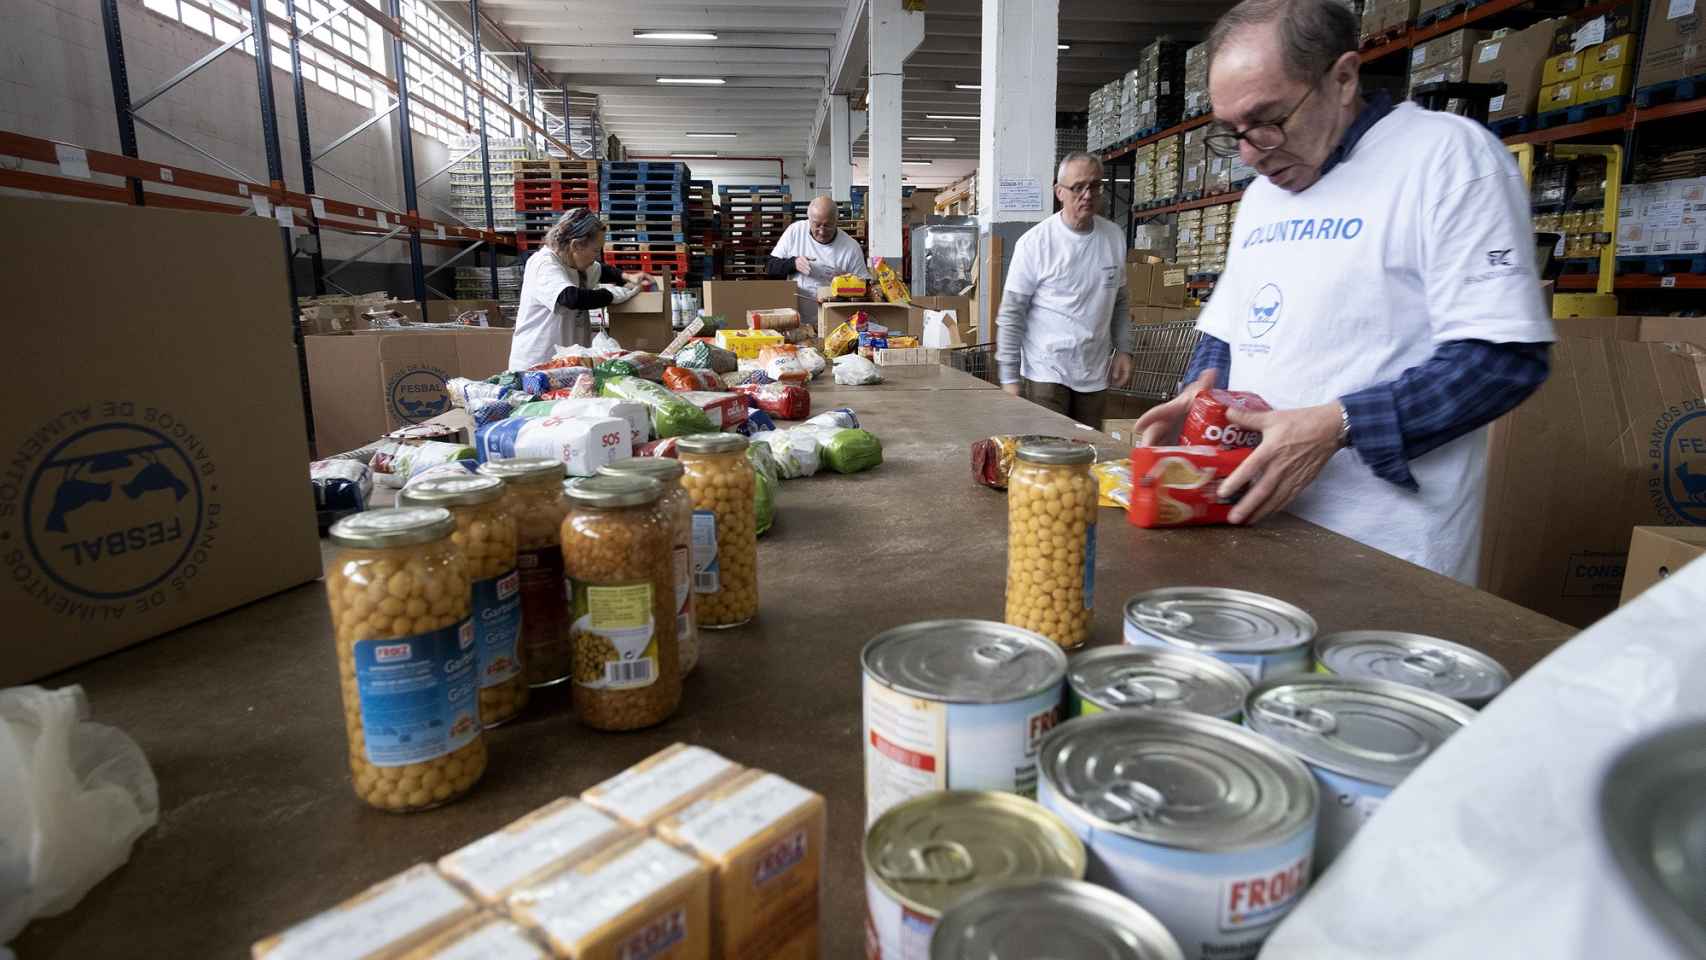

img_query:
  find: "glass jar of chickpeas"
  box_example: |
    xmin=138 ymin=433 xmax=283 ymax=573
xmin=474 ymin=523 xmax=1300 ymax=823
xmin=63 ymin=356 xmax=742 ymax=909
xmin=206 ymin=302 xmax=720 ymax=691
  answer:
xmin=677 ymin=434 xmax=758 ymax=629
xmin=560 ymin=475 xmax=682 ymax=731
xmin=325 ymin=507 xmax=486 ymax=812
xmin=598 ymin=458 xmax=699 ymax=675
xmin=399 ymin=475 xmax=527 ymax=728
xmin=1004 ymin=442 xmax=1098 ymax=650
xmin=477 ymin=458 xmax=572 ymax=689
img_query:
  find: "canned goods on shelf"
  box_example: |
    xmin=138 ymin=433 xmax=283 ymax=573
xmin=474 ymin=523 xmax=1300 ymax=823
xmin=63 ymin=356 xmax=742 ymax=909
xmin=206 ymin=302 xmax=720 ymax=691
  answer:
xmin=1313 ymin=630 xmax=1510 ymax=707
xmin=865 ymin=791 xmax=1086 ymax=960
xmin=1068 ymin=645 xmax=1252 ymax=721
xmin=1038 ymin=711 xmax=1317 ymax=960
xmin=1599 ymin=719 xmax=1706 ymax=956
xmin=1123 ymin=587 xmax=1317 ymax=682
xmin=929 ymin=878 xmax=1185 ymax=960
xmin=861 ymin=621 xmax=1068 ymax=824
xmin=1244 ymin=675 xmax=1476 ymax=871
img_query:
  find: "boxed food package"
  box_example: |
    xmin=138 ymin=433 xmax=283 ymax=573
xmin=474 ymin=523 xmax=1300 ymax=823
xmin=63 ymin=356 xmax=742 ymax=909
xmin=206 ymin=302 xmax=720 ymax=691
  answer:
xmin=438 ymin=798 xmax=631 ymax=905
xmin=1469 ymin=19 xmax=1567 ymax=120
xmin=656 ymin=770 xmax=826 ymax=959
xmin=507 ymin=835 xmax=712 ymax=960
xmin=1127 ymin=446 xmax=1255 ymax=528
xmin=1411 ymin=29 xmax=1490 ymax=71
xmin=1543 ymin=49 xmax=1584 ymax=84
xmin=1540 ymin=79 xmax=1579 ymax=110
xmin=1153 ymin=134 xmax=1182 ymax=201
xmin=1637 ymin=5 xmax=1706 ymax=90
xmin=252 ymin=864 xmax=476 ymax=959
xmin=581 ymin=744 xmax=744 ymax=829
xmin=474 ymin=415 xmax=632 ymax=476
xmin=395 ymin=916 xmax=550 ymax=959
xmin=1410 ymin=58 xmax=1468 ymax=97
xmin=1591 ymin=33 xmax=1635 ymax=70
xmin=715 ymin=328 xmax=786 ymax=360
xmin=1181 ymin=127 xmax=1208 ymax=195
xmin=1580 ymin=63 xmax=1633 ymax=100
xmin=3 ymin=196 xmax=322 ymax=686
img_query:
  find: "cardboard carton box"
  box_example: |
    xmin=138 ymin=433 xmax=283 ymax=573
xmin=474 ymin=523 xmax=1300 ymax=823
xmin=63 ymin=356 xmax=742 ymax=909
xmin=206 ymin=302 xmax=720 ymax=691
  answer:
xmin=1469 ymin=19 xmax=1566 ymax=120
xmin=1619 ymin=526 xmax=1706 ymax=605
xmin=1590 ymin=33 xmax=1635 ymax=70
xmin=1543 ymin=50 xmax=1584 ymax=84
xmin=605 ymin=277 xmax=675 ymax=353
xmin=700 ymin=280 xmax=798 ymax=321
xmin=1480 ymin=316 xmax=1706 ymax=626
xmin=1 ymin=196 xmax=321 ymax=685
xmin=908 ymin=295 xmax=976 ymax=344
xmin=1637 ymin=6 xmax=1706 ymax=90
xmin=1411 ymin=29 xmax=1490 ymax=71
xmin=306 ymin=328 xmax=513 ymax=457
xmin=426 ymin=299 xmax=506 ymax=327
xmin=818 ymin=301 xmax=912 ymax=340
xmin=1580 ymin=62 xmax=1633 ymax=100
xmin=1540 ymin=79 xmax=1579 ymax=110
xmin=1126 ymin=260 xmax=1188 ymax=307
xmin=1410 ymin=58 xmax=1468 ymax=95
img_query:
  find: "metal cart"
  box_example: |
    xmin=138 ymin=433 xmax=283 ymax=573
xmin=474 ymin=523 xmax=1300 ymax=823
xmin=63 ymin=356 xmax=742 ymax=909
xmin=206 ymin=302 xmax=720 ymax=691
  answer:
xmin=1117 ymin=319 xmax=1203 ymax=400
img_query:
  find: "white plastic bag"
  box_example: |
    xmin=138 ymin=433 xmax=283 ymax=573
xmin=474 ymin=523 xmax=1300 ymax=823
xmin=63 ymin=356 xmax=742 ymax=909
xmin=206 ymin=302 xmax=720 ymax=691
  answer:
xmin=796 ymin=346 xmax=828 ymax=380
xmin=832 ymin=353 xmax=883 ymax=386
xmin=591 ymin=330 xmax=624 ymax=354
xmin=1 ymin=685 xmax=159 ymax=944
xmin=921 ymin=308 xmax=961 ymax=348
xmin=751 ymin=430 xmax=822 ymax=479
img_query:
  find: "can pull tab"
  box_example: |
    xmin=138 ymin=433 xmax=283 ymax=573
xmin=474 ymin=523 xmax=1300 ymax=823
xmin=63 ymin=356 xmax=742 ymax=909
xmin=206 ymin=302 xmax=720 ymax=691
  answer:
xmin=1102 ymin=675 xmax=1184 ymax=707
xmin=1399 ymin=650 xmax=1454 ymax=679
xmin=1254 ymin=698 xmax=1338 ymax=735
xmin=876 ymin=841 xmax=976 ymax=883
xmin=1084 ymin=779 xmax=1167 ymax=824
xmin=974 ymin=637 xmax=1026 ymax=665
xmin=1131 ymin=602 xmax=1193 ymax=632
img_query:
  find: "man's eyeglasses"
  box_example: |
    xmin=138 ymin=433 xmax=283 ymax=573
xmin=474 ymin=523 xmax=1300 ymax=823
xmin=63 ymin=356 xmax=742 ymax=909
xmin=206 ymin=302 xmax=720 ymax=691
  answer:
xmin=1058 ymin=180 xmax=1103 ymax=197
xmin=1203 ymin=80 xmax=1319 ymax=159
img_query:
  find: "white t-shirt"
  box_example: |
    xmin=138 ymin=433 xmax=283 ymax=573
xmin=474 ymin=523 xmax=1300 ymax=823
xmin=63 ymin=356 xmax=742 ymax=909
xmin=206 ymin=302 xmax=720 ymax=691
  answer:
xmin=769 ymin=221 xmax=869 ymax=295
xmin=1002 ymin=212 xmax=1127 ymax=392
xmin=1196 ymin=102 xmax=1555 ymax=583
xmin=510 ymin=250 xmax=602 ymax=370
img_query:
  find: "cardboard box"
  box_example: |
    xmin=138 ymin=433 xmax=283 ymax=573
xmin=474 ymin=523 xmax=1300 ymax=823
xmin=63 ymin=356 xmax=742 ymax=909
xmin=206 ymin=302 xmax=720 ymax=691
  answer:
xmin=1543 ymin=50 xmax=1584 ymax=84
xmin=817 ymin=301 xmax=912 ymax=340
xmin=1590 ymin=33 xmax=1635 ymax=70
xmin=1540 ymin=79 xmax=1579 ymax=110
xmin=425 ymin=299 xmax=506 ymax=327
xmin=1411 ymin=29 xmax=1490 ymax=71
xmin=300 ymin=303 xmax=373 ymax=336
xmin=305 ymin=328 xmax=513 ymax=457
xmin=908 ymin=294 xmax=976 ymax=344
xmin=1126 ymin=260 xmax=1188 ymax=307
xmin=700 ymin=280 xmax=798 ymax=321
xmin=605 ymin=277 xmax=675 ymax=354
xmin=1637 ymin=5 xmax=1706 ymax=90
xmin=1479 ymin=316 xmax=1706 ymax=627
xmin=1619 ymin=526 xmax=1706 ymax=604
xmin=1470 ymin=19 xmax=1566 ymax=120
xmin=1554 ymin=8 xmax=1638 ymax=55
xmin=874 ymin=347 xmax=947 ymax=365
xmin=1580 ymin=62 xmax=1633 ymax=100
xmin=0 ymin=196 xmax=322 ymax=685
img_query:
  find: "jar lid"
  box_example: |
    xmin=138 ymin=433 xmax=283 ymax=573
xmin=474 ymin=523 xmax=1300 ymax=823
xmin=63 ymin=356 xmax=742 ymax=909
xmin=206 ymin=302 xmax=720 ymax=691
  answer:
xmin=1016 ymin=440 xmax=1095 ymax=465
xmin=676 ymin=433 xmax=749 ymax=454
xmin=397 ymin=474 xmax=505 ymax=507
xmin=329 ymin=507 xmax=455 ymax=548
xmin=599 ymin=457 xmax=685 ymax=483
xmin=563 ymin=474 xmax=664 ymax=507
xmin=477 ymin=458 xmax=565 ymax=482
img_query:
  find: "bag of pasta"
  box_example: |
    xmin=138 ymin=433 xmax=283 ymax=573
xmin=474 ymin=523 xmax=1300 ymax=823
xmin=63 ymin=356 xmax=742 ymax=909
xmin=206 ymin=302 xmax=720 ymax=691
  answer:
xmin=871 ymin=256 xmax=912 ymax=304
xmin=824 ymin=319 xmax=859 ymax=358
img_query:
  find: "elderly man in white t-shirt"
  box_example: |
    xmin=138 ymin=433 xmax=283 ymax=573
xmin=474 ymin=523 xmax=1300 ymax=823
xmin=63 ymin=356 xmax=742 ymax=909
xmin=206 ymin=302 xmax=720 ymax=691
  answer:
xmin=1135 ymin=0 xmax=1555 ymax=582
xmin=767 ymin=195 xmax=871 ymax=320
xmin=995 ymin=152 xmax=1137 ymax=426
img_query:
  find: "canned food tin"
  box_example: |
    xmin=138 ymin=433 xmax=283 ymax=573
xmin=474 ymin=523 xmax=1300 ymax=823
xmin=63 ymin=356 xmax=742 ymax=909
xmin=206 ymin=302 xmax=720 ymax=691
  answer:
xmin=1123 ymin=588 xmax=1316 ymax=682
xmin=929 ymin=878 xmax=1185 ymax=960
xmin=861 ymin=620 xmax=1068 ymax=825
xmin=1599 ymin=719 xmax=1706 ymax=957
xmin=1244 ymin=675 xmax=1475 ymax=871
xmin=1313 ymin=630 xmax=1511 ymax=707
xmin=864 ymin=791 xmax=1086 ymax=960
xmin=1068 ymin=646 xmax=1252 ymax=721
xmin=1038 ymin=711 xmax=1318 ymax=960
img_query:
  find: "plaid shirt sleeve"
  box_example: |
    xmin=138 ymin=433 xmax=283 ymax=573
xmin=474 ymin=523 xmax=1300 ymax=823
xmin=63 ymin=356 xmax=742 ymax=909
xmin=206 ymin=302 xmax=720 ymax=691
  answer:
xmin=1341 ymin=339 xmax=1551 ymax=491
xmin=1181 ymin=333 xmax=1230 ymax=390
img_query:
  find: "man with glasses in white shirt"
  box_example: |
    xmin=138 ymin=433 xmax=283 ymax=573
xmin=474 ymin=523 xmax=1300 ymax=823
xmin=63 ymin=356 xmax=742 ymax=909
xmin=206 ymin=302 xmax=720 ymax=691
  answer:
xmin=995 ymin=151 xmax=1136 ymax=426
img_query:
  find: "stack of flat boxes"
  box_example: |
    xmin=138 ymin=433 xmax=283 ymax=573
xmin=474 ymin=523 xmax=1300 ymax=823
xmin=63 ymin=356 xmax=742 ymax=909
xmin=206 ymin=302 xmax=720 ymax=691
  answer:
xmin=1616 ymin=177 xmax=1706 ymax=259
xmin=1408 ymin=29 xmax=1491 ymax=113
xmin=1120 ymin=70 xmax=1143 ymax=141
xmin=1177 ymin=208 xmax=1203 ymax=274
xmin=1088 ymin=81 xmax=1119 ymax=151
xmin=1199 ymin=201 xmax=1234 ymax=275
xmin=1153 ymin=134 xmax=1183 ymax=205
xmin=1181 ymin=127 xmax=1207 ymax=199
xmin=1362 ymin=0 xmax=1419 ymax=44
xmin=1183 ymin=43 xmax=1211 ymax=119
xmin=1468 ymin=19 xmax=1567 ymax=125
xmin=1133 ymin=143 xmax=1158 ymax=206
xmin=1130 ymin=39 xmax=1185 ymax=134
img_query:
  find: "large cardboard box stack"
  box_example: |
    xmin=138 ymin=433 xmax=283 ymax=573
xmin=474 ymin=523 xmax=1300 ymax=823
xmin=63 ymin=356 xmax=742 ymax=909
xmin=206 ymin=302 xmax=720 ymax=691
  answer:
xmin=1637 ymin=1 xmax=1705 ymax=92
xmin=1133 ymin=142 xmax=1158 ymax=206
xmin=1 ymin=197 xmax=322 ymax=685
xmin=1177 ymin=208 xmax=1204 ymax=274
xmin=1480 ymin=315 xmax=1706 ymax=626
xmin=1129 ymin=39 xmax=1185 ymax=134
xmin=1183 ymin=43 xmax=1211 ymax=118
xmin=1181 ymin=127 xmax=1208 ymax=197
xmin=1468 ymin=19 xmax=1566 ymax=121
xmin=1153 ymin=134 xmax=1182 ymax=204
xmin=1364 ymin=0 xmax=1420 ymax=40
xmin=1616 ymin=176 xmax=1706 ymax=257
xmin=1126 ymin=256 xmax=1193 ymax=329
xmin=1542 ymin=11 xmax=1638 ymax=111
xmin=1199 ymin=202 xmax=1233 ymax=274
xmin=1409 ymin=28 xmax=1491 ymax=108
xmin=1206 ymin=154 xmax=1233 ymax=194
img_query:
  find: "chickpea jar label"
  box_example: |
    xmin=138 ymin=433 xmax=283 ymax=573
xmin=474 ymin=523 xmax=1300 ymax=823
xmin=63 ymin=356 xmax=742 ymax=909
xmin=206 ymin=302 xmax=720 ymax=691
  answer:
xmin=353 ymin=618 xmax=480 ymax=766
xmin=691 ymin=511 xmax=720 ymax=593
xmin=571 ymin=581 xmax=658 ymax=689
xmin=473 ymin=569 xmax=524 ymax=688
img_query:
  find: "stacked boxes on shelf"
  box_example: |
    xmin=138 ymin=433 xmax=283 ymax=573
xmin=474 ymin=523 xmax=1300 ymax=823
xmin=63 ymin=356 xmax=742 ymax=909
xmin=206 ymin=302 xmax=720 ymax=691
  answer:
xmin=720 ymin=184 xmax=793 ymax=280
xmin=1616 ymin=177 xmax=1706 ymax=262
xmin=1408 ymin=29 xmax=1491 ymax=113
xmin=1120 ymin=70 xmax=1143 ymax=141
xmin=450 ymin=136 xmax=535 ymax=233
xmin=512 ymin=158 xmax=600 ymax=252
xmin=1468 ymin=19 xmax=1566 ymax=127
xmin=1177 ymin=200 xmax=1239 ymax=276
xmin=455 ymin=265 xmax=522 ymax=325
xmin=1181 ymin=127 xmax=1207 ymax=199
xmin=1637 ymin=0 xmax=1706 ymax=99
xmin=1183 ymin=43 xmax=1211 ymax=119
xmin=1361 ymin=0 xmax=1418 ymax=44
xmin=1088 ymin=81 xmax=1120 ymax=151
xmin=1536 ymin=208 xmax=1609 ymax=260
xmin=1153 ymin=134 xmax=1182 ymax=205
xmin=685 ymin=179 xmax=720 ymax=284
xmin=601 ymin=161 xmax=690 ymax=288
xmin=1131 ymin=39 xmax=1185 ymax=135
xmin=1133 ymin=143 xmax=1158 ymax=206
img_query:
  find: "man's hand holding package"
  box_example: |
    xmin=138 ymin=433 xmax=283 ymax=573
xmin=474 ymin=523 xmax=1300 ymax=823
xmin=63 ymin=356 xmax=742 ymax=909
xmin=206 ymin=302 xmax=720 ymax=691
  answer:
xmin=1221 ymin=401 xmax=1344 ymax=525
xmin=1135 ymin=370 xmax=1217 ymax=446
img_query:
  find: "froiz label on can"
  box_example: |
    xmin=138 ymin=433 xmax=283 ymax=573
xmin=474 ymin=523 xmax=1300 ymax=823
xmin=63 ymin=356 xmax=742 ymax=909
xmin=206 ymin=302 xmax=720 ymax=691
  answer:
xmin=1019 ymin=705 xmax=1060 ymax=795
xmin=1220 ymin=853 xmax=1311 ymax=931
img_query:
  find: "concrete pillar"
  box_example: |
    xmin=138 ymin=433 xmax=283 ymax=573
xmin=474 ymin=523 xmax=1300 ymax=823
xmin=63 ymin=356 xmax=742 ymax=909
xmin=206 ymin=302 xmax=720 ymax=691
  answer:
xmin=977 ymin=0 xmax=1057 ymax=226
xmin=829 ymin=94 xmax=853 ymax=204
xmin=867 ymin=0 xmax=923 ymax=260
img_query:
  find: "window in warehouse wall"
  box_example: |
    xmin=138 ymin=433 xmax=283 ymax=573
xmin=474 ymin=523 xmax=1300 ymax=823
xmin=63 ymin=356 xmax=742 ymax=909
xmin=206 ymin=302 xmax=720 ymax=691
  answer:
xmin=137 ymin=0 xmax=376 ymax=109
xmin=397 ymin=0 xmax=527 ymax=146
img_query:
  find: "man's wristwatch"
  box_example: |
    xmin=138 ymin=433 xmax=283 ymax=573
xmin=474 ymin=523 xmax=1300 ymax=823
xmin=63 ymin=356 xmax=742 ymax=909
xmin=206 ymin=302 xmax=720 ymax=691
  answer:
xmin=1337 ymin=404 xmax=1353 ymax=449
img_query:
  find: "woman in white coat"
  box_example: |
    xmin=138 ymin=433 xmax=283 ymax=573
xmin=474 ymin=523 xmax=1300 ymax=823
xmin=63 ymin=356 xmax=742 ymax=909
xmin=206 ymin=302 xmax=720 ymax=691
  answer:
xmin=508 ymin=207 xmax=653 ymax=369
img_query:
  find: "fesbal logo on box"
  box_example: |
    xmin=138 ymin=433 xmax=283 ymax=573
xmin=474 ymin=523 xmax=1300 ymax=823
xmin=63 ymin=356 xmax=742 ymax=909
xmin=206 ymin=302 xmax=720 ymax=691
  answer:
xmin=1649 ymin=400 xmax=1706 ymax=526
xmin=387 ymin=364 xmax=451 ymax=424
xmin=1 ymin=401 xmax=221 ymax=620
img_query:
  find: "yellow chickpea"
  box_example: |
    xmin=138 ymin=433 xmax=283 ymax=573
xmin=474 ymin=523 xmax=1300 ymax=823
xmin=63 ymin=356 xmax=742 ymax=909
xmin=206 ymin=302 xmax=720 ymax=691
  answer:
xmin=1004 ymin=443 xmax=1099 ymax=649
xmin=678 ymin=434 xmax=759 ymax=629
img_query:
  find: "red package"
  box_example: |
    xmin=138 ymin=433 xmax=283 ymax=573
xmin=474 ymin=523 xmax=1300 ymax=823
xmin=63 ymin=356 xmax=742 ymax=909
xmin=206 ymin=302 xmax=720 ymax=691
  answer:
xmin=537 ymin=388 xmax=574 ymax=400
xmin=528 ymin=355 xmax=592 ymax=372
xmin=662 ymin=365 xmax=722 ymax=392
xmin=1180 ymin=389 xmax=1271 ymax=449
xmin=638 ymin=438 xmax=679 ymax=458
xmin=1128 ymin=445 xmax=1255 ymax=528
xmin=681 ymin=391 xmax=749 ymax=430
xmin=733 ymin=383 xmax=811 ymax=420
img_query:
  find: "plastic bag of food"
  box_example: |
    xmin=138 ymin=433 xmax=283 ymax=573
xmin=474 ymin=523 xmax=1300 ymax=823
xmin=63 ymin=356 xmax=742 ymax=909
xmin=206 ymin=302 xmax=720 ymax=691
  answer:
xmin=601 ymin=375 xmax=715 ymax=438
xmin=370 ymin=440 xmax=474 ymax=489
xmin=594 ymin=358 xmax=638 ymax=380
xmin=971 ymin=435 xmax=1090 ymax=490
xmin=404 ymin=459 xmax=479 ymax=487
xmin=591 ymin=331 xmax=623 ymax=354
xmin=796 ymin=346 xmax=828 ymax=380
xmin=309 ymin=459 xmax=371 ymax=524
xmin=662 ymin=366 xmax=723 ymax=392
xmin=872 ymin=255 xmax=912 ymax=304
xmin=676 ymin=340 xmax=738 ymax=373
xmin=820 ymin=429 xmax=883 ymax=474
xmin=736 ymin=410 xmax=777 ymax=438
xmin=747 ymin=440 xmax=780 ymax=487
xmin=804 ymin=408 xmax=859 ymax=431
xmin=747 ymin=308 xmax=800 ymax=331
xmin=513 ymin=397 xmax=650 ymax=448
xmin=447 ymin=377 xmax=511 ymax=409
xmin=754 ymin=468 xmax=777 ymax=537
xmin=475 ymin=415 xmax=631 ymax=475
xmin=530 ymin=355 xmax=594 ymax=372
xmin=731 ymin=368 xmax=775 ymax=388
xmin=521 ymin=367 xmax=588 ymax=395
xmin=612 ymin=351 xmax=668 ymax=381
xmin=637 ymin=438 xmax=679 ymax=458
xmin=0 ymin=685 xmax=159 ymax=944
xmin=824 ymin=320 xmax=859 ymax=358
xmin=470 ymin=396 xmax=522 ymax=427
xmin=1094 ymin=460 xmax=1134 ymax=509
xmin=679 ymin=391 xmax=748 ymax=430
xmin=751 ymin=429 xmax=821 ymax=479
xmin=832 ymin=353 xmax=883 ymax=386
xmin=733 ymin=383 xmax=811 ymax=421
xmin=760 ymin=346 xmax=809 ymax=384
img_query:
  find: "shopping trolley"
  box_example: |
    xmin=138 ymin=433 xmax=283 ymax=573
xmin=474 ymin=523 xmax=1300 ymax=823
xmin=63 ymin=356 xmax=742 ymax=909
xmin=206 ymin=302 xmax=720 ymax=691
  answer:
xmin=947 ymin=343 xmax=999 ymax=385
xmin=1118 ymin=320 xmax=1203 ymax=401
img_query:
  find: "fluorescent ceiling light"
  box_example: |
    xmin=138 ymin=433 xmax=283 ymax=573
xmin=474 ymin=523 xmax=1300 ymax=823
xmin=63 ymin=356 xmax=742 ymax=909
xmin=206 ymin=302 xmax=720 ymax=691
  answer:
xmin=1058 ymin=43 xmax=1071 ymax=50
xmin=656 ymin=77 xmax=725 ymax=85
xmin=903 ymin=159 xmax=933 ymax=166
xmin=954 ymin=83 xmax=981 ymax=90
xmin=684 ymin=132 xmax=738 ymax=138
xmin=671 ymin=152 xmax=719 ymax=158
xmin=907 ymin=136 xmax=956 ymax=142
xmin=635 ymin=30 xmax=718 ymax=40
xmin=925 ymin=114 xmax=978 ymax=121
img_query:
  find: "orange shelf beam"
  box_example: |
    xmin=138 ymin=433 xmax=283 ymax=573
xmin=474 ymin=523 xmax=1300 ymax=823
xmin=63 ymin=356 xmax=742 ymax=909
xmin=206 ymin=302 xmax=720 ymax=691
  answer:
xmin=1099 ymin=114 xmax=1216 ymax=161
xmin=1132 ymin=189 xmax=1245 ymax=218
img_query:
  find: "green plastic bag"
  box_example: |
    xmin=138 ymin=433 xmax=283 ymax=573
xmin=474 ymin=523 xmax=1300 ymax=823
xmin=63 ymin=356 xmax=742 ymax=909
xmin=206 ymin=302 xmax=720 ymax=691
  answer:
xmin=821 ymin=428 xmax=883 ymax=474
xmin=754 ymin=468 xmax=777 ymax=536
xmin=594 ymin=358 xmax=638 ymax=379
xmin=599 ymin=375 xmax=714 ymax=438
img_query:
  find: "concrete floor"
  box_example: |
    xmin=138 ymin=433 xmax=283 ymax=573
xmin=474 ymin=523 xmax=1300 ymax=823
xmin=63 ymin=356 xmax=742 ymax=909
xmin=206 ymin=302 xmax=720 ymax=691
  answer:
xmin=15 ymin=366 xmax=1571 ymax=957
